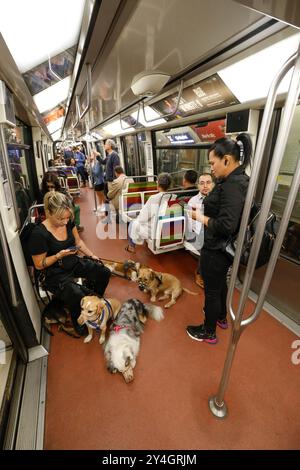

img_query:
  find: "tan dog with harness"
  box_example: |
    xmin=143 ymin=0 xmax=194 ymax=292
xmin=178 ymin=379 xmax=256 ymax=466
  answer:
xmin=78 ymin=296 xmax=121 ymax=344
xmin=137 ymin=267 xmax=198 ymax=308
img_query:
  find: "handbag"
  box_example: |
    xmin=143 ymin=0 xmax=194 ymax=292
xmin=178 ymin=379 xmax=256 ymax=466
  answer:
xmin=223 ymin=203 xmax=276 ymax=269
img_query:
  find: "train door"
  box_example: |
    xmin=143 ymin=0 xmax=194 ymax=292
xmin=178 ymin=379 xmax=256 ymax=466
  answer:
xmin=0 ymin=222 xmax=28 ymax=447
xmin=249 ymin=105 xmax=300 ymax=326
xmin=122 ymin=134 xmax=145 ymax=176
xmin=0 ymin=84 xmax=42 ymax=344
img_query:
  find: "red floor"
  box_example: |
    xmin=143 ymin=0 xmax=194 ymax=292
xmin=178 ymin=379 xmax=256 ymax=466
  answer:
xmin=44 ymin=188 xmax=300 ymax=450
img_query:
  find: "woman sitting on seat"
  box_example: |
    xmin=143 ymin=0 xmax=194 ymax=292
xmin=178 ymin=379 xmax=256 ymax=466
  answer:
xmin=127 ymin=173 xmax=172 ymax=252
xmin=30 ymin=191 xmax=111 ymax=335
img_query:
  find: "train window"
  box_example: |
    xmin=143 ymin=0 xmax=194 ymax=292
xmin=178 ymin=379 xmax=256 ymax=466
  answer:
xmin=154 ymin=120 xmax=224 ymax=187
xmin=4 ymin=120 xmax=32 ymax=226
xmin=271 ymin=105 xmax=300 ymax=264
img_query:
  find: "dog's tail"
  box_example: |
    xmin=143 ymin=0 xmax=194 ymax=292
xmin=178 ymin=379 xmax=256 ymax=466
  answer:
xmin=182 ymin=287 xmax=199 ymax=295
xmin=144 ymin=304 xmax=164 ymax=322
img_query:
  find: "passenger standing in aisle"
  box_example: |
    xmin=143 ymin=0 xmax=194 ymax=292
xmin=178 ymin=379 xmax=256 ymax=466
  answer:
xmin=74 ymin=146 xmax=88 ymax=187
xmin=90 ymin=149 xmax=106 ymax=213
xmin=186 ymin=133 xmax=252 ymax=344
xmin=98 ymin=139 xmax=120 ymax=193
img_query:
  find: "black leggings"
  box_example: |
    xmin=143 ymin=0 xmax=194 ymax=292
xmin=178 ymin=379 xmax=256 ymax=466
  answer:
xmin=47 ymin=258 xmax=111 ymax=323
xmin=201 ymin=249 xmax=231 ymax=334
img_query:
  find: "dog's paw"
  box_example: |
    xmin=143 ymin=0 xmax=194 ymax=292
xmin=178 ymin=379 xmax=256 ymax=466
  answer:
xmin=99 ymin=336 xmax=105 ymax=345
xmin=164 ymin=302 xmax=174 ymax=308
xmin=84 ymin=334 xmax=93 ymax=343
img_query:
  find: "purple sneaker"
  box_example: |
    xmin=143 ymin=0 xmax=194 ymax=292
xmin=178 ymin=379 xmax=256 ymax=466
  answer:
xmin=217 ymin=319 xmax=229 ymax=329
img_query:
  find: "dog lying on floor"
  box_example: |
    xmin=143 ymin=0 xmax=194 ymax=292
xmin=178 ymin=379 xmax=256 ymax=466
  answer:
xmin=104 ymin=298 xmax=164 ymax=383
xmin=102 ymin=259 xmax=142 ymax=281
xmin=77 ymin=296 xmax=121 ymax=344
xmin=42 ymin=297 xmax=80 ymax=338
xmin=137 ymin=267 xmax=198 ymax=308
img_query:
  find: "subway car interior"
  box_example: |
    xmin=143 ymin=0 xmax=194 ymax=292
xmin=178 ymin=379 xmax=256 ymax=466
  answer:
xmin=0 ymin=0 xmax=300 ymax=451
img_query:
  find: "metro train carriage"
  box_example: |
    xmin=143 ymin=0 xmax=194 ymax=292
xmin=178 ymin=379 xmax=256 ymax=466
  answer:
xmin=0 ymin=0 xmax=299 ymax=453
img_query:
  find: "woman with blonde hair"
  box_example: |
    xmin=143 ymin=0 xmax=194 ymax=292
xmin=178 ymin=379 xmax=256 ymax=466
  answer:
xmin=30 ymin=191 xmax=111 ymax=334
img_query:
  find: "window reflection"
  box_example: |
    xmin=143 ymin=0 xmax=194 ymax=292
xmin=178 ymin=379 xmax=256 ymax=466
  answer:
xmin=271 ymin=105 xmax=300 ymax=264
xmin=4 ymin=120 xmax=32 ymax=226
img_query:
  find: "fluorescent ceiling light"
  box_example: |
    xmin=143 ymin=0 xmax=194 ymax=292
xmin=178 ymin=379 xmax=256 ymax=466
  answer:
xmin=131 ymin=106 xmax=166 ymax=127
xmin=102 ymin=120 xmax=134 ymax=136
xmin=0 ymin=0 xmax=85 ymax=73
xmin=34 ymin=76 xmax=71 ymax=113
xmin=219 ymin=33 xmax=300 ymax=103
xmin=51 ymin=129 xmax=62 ymax=141
xmin=47 ymin=117 xmax=64 ymax=135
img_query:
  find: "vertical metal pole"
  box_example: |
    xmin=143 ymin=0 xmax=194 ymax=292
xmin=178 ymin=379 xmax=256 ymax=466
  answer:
xmin=209 ymin=42 xmax=300 ymax=418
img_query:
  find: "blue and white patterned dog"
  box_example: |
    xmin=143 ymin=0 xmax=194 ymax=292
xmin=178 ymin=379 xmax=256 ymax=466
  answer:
xmin=104 ymin=298 xmax=164 ymax=383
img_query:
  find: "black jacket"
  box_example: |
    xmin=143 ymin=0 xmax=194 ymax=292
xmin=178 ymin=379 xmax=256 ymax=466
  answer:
xmin=203 ymin=166 xmax=249 ymax=251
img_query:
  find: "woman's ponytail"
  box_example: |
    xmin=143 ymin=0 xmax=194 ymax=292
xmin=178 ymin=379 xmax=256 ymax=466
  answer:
xmin=235 ymin=133 xmax=252 ymax=168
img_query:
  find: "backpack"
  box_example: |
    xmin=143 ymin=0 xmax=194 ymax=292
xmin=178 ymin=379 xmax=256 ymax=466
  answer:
xmin=223 ymin=203 xmax=277 ymax=269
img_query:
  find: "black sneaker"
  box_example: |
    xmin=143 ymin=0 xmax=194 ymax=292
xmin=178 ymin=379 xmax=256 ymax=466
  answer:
xmin=186 ymin=324 xmax=218 ymax=344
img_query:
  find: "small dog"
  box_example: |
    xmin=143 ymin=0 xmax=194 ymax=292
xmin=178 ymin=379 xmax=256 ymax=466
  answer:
xmin=77 ymin=296 xmax=121 ymax=344
xmin=42 ymin=297 xmax=80 ymax=338
xmin=104 ymin=298 xmax=164 ymax=383
xmin=102 ymin=259 xmax=142 ymax=281
xmin=137 ymin=267 xmax=198 ymax=308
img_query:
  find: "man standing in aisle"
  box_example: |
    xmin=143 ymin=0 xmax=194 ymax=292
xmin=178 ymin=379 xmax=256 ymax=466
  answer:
xmin=100 ymin=139 xmax=121 ymax=193
xmin=186 ymin=173 xmax=213 ymax=287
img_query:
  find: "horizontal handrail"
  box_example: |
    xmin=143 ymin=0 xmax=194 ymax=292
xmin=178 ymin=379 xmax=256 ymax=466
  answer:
xmin=141 ymin=80 xmax=184 ymax=123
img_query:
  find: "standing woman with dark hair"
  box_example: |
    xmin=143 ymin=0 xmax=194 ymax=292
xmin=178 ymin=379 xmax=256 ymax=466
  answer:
xmin=186 ymin=133 xmax=252 ymax=344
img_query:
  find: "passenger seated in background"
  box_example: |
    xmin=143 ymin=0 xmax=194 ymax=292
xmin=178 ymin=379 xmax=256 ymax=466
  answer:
xmin=185 ymin=173 xmax=213 ymax=288
xmin=107 ymin=166 xmax=133 ymax=220
xmin=127 ymin=173 xmax=172 ymax=252
xmin=30 ymin=191 xmax=111 ymax=335
xmin=39 ymin=172 xmax=84 ymax=232
xmin=182 ymin=170 xmax=198 ymax=190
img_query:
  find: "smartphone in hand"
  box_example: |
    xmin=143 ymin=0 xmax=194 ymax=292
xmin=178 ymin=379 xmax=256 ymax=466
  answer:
xmin=68 ymin=245 xmax=79 ymax=251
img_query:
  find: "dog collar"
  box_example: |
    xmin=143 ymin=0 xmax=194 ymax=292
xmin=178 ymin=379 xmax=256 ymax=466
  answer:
xmin=86 ymin=299 xmax=112 ymax=330
xmin=113 ymin=325 xmax=129 ymax=333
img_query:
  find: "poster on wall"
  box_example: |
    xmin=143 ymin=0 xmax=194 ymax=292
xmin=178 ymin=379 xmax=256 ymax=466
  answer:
xmin=152 ymin=74 xmax=239 ymax=120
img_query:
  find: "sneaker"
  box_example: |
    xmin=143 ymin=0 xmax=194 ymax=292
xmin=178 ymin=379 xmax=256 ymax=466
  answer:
xmin=217 ymin=319 xmax=229 ymax=329
xmin=186 ymin=324 xmax=218 ymax=344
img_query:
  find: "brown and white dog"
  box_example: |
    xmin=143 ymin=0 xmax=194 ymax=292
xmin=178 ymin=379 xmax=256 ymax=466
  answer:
xmin=102 ymin=259 xmax=142 ymax=281
xmin=78 ymin=296 xmax=121 ymax=344
xmin=137 ymin=267 xmax=198 ymax=308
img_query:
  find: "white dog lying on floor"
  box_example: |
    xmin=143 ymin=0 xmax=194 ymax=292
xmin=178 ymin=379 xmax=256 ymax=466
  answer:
xmin=103 ymin=298 xmax=164 ymax=383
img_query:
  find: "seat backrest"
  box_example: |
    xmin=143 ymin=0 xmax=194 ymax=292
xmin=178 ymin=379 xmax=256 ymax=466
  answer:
xmin=66 ymin=175 xmax=80 ymax=194
xmin=126 ymin=181 xmax=158 ymax=194
xmin=119 ymin=179 xmax=159 ymax=222
xmin=149 ymin=195 xmax=185 ymax=253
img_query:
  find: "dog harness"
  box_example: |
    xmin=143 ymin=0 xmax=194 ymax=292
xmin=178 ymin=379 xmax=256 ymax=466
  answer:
xmin=86 ymin=299 xmax=113 ymax=331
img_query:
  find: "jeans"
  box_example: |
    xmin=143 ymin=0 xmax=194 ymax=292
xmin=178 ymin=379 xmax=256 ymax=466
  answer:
xmin=201 ymin=248 xmax=231 ymax=334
